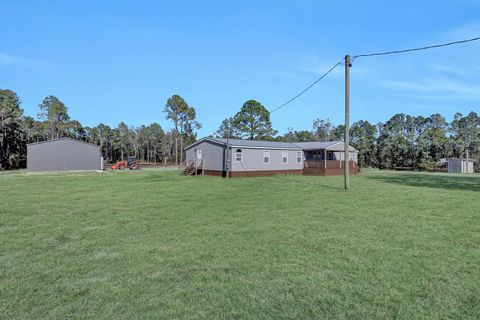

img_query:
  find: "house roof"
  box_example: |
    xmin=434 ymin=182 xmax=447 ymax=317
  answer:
xmin=186 ymin=137 xmax=358 ymax=152
xmin=27 ymin=137 xmax=100 ymax=148
xmin=210 ymin=137 xmax=301 ymax=149
xmin=293 ymin=141 xmax=358 ymax=152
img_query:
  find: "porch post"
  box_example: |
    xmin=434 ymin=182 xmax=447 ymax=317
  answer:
xmin=324 ymin=149 xmax=326 ymax=169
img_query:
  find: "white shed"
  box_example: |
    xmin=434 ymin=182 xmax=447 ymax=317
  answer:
xmin=447 ymin=158 xmax=474 ymax=174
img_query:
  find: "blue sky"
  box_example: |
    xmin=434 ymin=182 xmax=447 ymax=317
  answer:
xmin=1 ymin=1 xmax=479 ymax=136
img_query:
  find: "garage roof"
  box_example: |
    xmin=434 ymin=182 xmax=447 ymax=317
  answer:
xmin=27 ymin=137 xmax=100 ymax=148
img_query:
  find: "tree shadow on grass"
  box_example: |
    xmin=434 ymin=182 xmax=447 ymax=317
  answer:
xmin=366 ymin=173 xmax=480 ymax=192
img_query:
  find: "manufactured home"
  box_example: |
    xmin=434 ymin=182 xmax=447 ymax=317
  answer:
xmin=184 ymin=137 xmax=359 ymax=177
xmin=27 ymin=138 xmax=102 ymax=172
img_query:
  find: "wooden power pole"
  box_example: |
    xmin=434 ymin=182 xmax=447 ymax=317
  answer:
xmin=226 ymin=130 xmax=230 ymax=179
xmin=344 ymin=55 xmax=351 ymax=190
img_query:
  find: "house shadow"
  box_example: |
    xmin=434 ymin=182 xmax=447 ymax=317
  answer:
xmin=366 ymin=172 xmax=480 ymax=192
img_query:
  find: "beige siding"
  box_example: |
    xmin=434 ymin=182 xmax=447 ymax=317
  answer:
xmin=231 ymin=148 xmax=303 ymax=172
xmin=185 ymin=140 xmax=225 ymax=171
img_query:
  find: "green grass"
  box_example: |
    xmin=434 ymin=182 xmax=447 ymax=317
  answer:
xmin=1 ymin=169 xmax=479 ymax=319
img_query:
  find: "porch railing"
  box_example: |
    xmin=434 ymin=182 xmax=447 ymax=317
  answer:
xmin=179 ymin=159 xmax=204 ymax=176
xmin=304 ymin=160 xmax=358 ymax=170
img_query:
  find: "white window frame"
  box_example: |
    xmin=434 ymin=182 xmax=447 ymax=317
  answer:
xmin=263 ymin=150 xmax=270 ymax=164
xmin=282 ymin=150 xmax=288 ymax=164
xmin=296 ymin=151 xmax=302 ymax=163
xmin=235 ymin=149 xmax=243 ymax=162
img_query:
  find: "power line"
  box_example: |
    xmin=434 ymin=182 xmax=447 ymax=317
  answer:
xmin=269 ymin=59 xmax=343 ymax=114
xmin=352 ymin=36 xmax=480 ymax=60
xmin=269 ymin=36 xmax=480 ymax=114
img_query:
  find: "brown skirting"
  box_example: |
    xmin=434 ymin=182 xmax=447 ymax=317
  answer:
xmin=230 ymin=170 xmax=303 ymax=177
xmin=202 ymin=170 xmax=224 ymax=176
xmin=195 ymin=168 xmax=358 ymax=177
xmin=303 ymin=168 xmax=326 ymax=176
xmin=303 ymin=168 xmax=359 ymax=176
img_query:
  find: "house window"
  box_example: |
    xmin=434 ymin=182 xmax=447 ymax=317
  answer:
xmin=263 ymin=150 xmax=270 ymax=164
xmin=282 ymin=151 xmax=288 ymax=164
xmin=296 ymin=151 xmax=302 ymax=163
xmin=235 ymin=149 xmax=242 ymax=162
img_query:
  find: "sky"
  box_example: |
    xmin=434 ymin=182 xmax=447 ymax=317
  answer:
xmin=1 ymin=0 xmax=480 ymax=137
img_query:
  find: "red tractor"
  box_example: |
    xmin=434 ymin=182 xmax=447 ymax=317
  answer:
xmin=111 ymin=156 xmax=139 ymax=170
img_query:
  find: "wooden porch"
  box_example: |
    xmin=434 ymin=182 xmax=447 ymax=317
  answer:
xmin=303 ymin=160 xmax=360 ymax=176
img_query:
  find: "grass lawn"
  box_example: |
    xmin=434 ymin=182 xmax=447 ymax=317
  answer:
xmin=1 ymin=169 xmax=479 ymax=319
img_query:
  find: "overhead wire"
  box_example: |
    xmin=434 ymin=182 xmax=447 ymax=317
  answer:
xmin=352 ymin=36 xmax=480 ymax=60
xmin=270 ymin=36 xmax=480 ymax=114
xmin=269 ymin=59 xmax=343 ymax=114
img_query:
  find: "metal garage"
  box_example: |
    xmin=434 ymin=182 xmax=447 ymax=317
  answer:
xmin=27 ymin=138 xmax=102 ymax=172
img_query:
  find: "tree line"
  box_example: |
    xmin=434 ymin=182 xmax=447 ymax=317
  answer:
xmin=1 ymin=89 xmax=479 ymax=170
xmin=0 ymin=89 xmax=200 ymax=169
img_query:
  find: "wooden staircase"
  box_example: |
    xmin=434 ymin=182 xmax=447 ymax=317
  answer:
xmin=179 ymin=159 xmax=204 ymax=176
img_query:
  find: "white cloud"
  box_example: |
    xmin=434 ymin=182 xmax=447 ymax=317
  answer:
xmin=445 ymin=22 xmax=480 ymax=42
xmin=426 ymin=62 xmax=467 ymax=76
xmin=301 ymin=58 xmax=343 ymax=78
xmin=269 ymin=56 xmax=367 ymax=83
xmin=301 ymin=58 xmax=369 ymax=78
xmin=413 ymin=94 xmax=465 ymax=101
xmin=270 ymin=69 xmax=304 ymax=79
xmin=0 ymin=53 xmax=51 ymax=67
xmin=410 ymin=104 xmax=456 ymax=112
xmin=380 ymin=78 xmax=480 ymax=100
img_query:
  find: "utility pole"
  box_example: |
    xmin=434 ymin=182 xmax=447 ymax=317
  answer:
xmin=465 ymin=127 xmax=469 ymax=161
xmin=465 ymin=127 xmax=470 ymax=173
xmin=344 ymin=55 xmax=351 ymax=190
xmin=226 ymin=129 xmax=230 ymax=179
